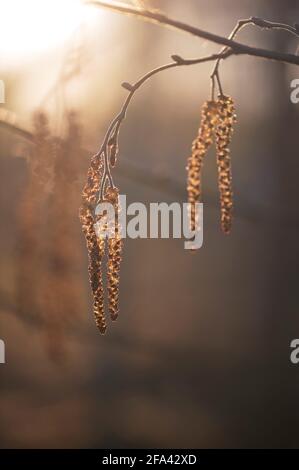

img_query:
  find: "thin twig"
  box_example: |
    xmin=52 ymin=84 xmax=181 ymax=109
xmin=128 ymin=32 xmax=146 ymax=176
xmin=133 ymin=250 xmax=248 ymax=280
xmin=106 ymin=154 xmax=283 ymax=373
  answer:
xmin=95 ymin=51 xmax=232 ymax=202
xmin=211 ymin=19 xmax=252 ymax=99
xmin=86 ymin=1 xmax=299 ymax=66
xmin=211 ymin=17 xmax=299 ymax=98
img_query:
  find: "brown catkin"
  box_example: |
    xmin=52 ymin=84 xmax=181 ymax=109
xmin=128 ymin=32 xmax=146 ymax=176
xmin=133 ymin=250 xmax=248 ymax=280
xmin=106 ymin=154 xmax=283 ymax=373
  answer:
xmin=187 ymin=100 xmax=218 ymax=231
xmin=80 ymin=205 xmax=107 ymax=333
xmin=215 ymin=95 xmax=236 ymax=234
xmin=82 ymin=153 xmax=102 ymax=206
xmin=80 ymin=154 xmax=107 ymax=334
xmin=105 ymin=187 xmax=123 ymax=321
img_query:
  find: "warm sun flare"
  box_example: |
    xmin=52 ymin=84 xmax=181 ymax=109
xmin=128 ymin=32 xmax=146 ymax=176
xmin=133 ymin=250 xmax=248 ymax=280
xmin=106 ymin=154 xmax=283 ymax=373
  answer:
xmin=0 ymin=0 xmax=92 ymax=60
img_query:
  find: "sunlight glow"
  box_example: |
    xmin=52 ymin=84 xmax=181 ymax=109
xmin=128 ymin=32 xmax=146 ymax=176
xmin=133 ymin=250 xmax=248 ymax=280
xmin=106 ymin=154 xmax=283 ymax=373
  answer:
xmin=0 ymin=0 xmax=93 ymax=60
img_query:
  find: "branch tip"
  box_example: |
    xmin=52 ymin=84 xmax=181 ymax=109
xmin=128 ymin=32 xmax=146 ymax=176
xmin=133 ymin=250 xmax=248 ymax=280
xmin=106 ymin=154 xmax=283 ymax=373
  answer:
xmin=122 ymin=82 xmax=135 ymax=92
xmin=171 ymin=54 xmax=185 ymax=64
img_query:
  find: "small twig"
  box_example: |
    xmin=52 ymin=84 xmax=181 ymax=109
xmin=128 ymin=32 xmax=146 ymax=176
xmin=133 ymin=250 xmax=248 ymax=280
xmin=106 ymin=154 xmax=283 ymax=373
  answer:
xmin=211 ymin=17 xmax=299 ymax=98
xmin=211 ymin=19 xmax=252 ymax=99
xmin=249 ymin=17 xmax=299 ymax=37
xmin=82 ymin=3 xmax=299 ymax=209
xmin=89 ymin=5 xmax=299 ymax=198
xmin=95 ymin=50 xmax=232 ymax=201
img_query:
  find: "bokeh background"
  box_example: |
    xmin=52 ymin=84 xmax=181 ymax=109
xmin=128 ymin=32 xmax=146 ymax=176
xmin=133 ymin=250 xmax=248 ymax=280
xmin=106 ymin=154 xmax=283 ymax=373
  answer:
xmin=0 ymin=0 xmax=299 ymax=448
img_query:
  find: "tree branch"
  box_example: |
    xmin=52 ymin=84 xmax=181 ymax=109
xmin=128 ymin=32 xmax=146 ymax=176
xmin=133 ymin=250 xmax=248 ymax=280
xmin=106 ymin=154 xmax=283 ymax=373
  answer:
xmin=211 ymin=16 xmax=299 ymax=98
xmin=86 ymin=1 xmax=299 ymax=66
xmin=81 ymin=2 xmax=299 ymax=217
xmin=95 ymin=50 xmax=232 ymax=200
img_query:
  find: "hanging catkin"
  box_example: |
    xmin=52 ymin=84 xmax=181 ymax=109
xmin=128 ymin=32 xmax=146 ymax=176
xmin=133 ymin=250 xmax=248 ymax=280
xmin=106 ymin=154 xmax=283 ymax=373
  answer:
xmin=187 ymin=100 xmax=218 ymax=231
xmin=105 ymin=187 xmax=122 ymax=321
xmin=80 ymin=204 xmax=106 ymax=334
xmin=80 ymin=154 xmax=107 ymax=333
xmin=215 ymin=95 xmax=236 ymax=234
xmin=82 ymin=153 xmax=103 ymax=205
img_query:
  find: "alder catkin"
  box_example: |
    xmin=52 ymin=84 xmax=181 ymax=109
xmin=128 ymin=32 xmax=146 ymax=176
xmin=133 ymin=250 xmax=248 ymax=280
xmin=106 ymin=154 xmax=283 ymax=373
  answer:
xmin=82 ymin=152 xmax=103 ymax=206
xmin=80 ymin=154 xmax=107 ymax=333
xmin=187 ymin=100 xmax=218 ymax=231
xmin=105 ymin=187 xmax=122 ymax=321
xmin=215 ymin=95 xmax=236 ymax=234
xmin=80 ymin=204 xmax=107 ymax=333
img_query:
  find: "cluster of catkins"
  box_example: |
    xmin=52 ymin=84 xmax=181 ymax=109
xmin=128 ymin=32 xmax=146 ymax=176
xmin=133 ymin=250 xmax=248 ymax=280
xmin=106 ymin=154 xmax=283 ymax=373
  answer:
xmin=79 ymin=155 xmax=122 ymax=334
xmin=187 ymin=95 xmax=236 ymax=234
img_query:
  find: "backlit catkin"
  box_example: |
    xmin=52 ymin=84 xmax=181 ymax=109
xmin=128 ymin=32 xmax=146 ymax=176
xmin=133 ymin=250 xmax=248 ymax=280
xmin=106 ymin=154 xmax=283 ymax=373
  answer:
xmin=82 ymin=153 xmax=103 ymax=206
xmin=215 ymin=95 xmax=236 ymax=234
xmin=187 ymin=100 xmax=218 ymax=231
xmin=80 ymin=154 xmax=107 ymax=333
xmin=106 ymin=187 xmax=122 ymax=322
xmin=80 ymin=163 xmax=123 ymax=333
xmin=80 ymin=204 xmax=107 ymax=334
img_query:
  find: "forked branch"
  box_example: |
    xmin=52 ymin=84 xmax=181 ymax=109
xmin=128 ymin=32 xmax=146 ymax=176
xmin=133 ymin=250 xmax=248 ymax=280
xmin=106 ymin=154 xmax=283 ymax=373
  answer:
xmin=80 ymin=1 xmax=299 ymax=333
xmin=95 ymin=50 xmax=232 ymax=198
xmin=88 ymin=4 xmax=299 ymax=195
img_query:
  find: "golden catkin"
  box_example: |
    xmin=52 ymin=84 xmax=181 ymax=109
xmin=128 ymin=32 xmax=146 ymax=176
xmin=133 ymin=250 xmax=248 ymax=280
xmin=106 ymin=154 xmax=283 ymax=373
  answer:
xmin=187 ymin=100 xmax=218 ymax=231
xmin=80 ymin=154 xmax=107 ymax=334
xmin=80 ymin=204 xmax=107 ymax=334
xmin=105 ymin=187 xmax=123 ymax=321
xmin=215 ymin=95 xmax=236 ymax=234
xmin=82 ymin=152 xmax=103 ymax=206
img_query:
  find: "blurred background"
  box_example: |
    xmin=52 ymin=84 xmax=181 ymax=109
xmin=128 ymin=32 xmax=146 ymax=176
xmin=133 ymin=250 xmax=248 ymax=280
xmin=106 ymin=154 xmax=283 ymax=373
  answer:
xmin=0 ymin=0 xmax=299 ymax=449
